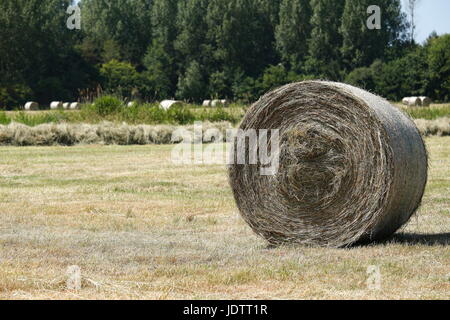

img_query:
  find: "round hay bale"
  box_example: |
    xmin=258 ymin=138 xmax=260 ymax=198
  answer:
xmin=211 ymin=100 xmax=225 ymax=107
xmin=24 ymin=102 xmax=39 ymax=111
xmin=50 ymin=101 xmax=63 ymax=110
xmin=221 ymin=99 xmax=230 ymax=107
xmin=228 ymin=81 xmax=428 ymax=247
xmin=202 ymin=100 xmax=211 ymax=107
xmin=70 ymin=102 xmax=80 ymax=110
xmin=419 ymin=96 xmax=432 ymax=107
xmin=402 ymin=97 xmax=409 ymax=105
xmin=160 ymin=100 xmax=183 ymax=110
xmin=403 ymin=97 xmax=421 ymax=107
xmin=63 ymin=103 xmax=70 ymax=109
xmin=127 ymin=101 xmax=137 ymax=108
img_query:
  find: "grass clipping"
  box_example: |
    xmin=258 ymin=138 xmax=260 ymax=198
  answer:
xmin=228 ymin=81 xmax=428 ymax=247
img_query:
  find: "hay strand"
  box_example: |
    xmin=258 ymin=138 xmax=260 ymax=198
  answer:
xmin=228 ymin=81 xmax=428 ymax=247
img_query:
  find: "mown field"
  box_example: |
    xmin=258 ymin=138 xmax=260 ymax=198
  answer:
xmin=0 ymin=136 xmax=448 ymax=300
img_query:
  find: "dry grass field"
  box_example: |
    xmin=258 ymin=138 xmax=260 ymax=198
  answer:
xmin=0 ymin=137 xmax=449 ymax=300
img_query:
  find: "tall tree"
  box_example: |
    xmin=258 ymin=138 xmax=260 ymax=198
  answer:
xmin=275 ymin=0 xmax=312 ymax=71
xmin=340 ymin=0 xmax=407 ymax=70
xmin=0 ymin=0 xmax=92 ymax=103
xmin=306 ymin=0 xmax=345 ymax=79
xmin=206 ymin=0 xmax=277 ymax=78
xmin=81 ymin=0 xmax=153 ymax=66
xmin=404 ymin=0 xmax=420 ymax=43
xmin=143 ymin=0 xmax=179 ymax=97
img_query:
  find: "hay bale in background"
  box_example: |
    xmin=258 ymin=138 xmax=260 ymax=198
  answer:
xmin=402 ymin=97 xmax=421 ymax=107
xmin=229 ymin=81 xmax=428 ymax=247
xmin=202 ymin=100 xmax=211 ymax=107
xmin=50 ymin=102 xmax=63 ymax=110
xmin=63 ymin=103 xmax=70 ymax=109
xmin=127 ymin=101 xmax=137 ymax=108
xmin=70 ymin=102 xmax=80 ymax=110
xmin=160 ymin=100 xmax=183 ymax=110
xmin=211 ymin=99 xmax=228 ymax=107
xmin=24 ymin=102 xmax=39 ymax=111
xmin=221 ymin=99 xmax=229 ymax=107
xmin=419 ymin=96 xmax=432 ymax=107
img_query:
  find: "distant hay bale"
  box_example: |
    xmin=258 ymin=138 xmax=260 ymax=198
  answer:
xmin=202 ymin=100 xmax=211 ymax=107
xmin=211 ymin=99 xmax=228 ymax=107
xmin=50 ymin=101 xmax=63 ymax=110
xmin=24 ymin=102 xmax=39 ymax=111
xmin=70 ymin=102 xmax=80 ymax=110
xmin=63 ymin=103 xmax=70 ymax=109
xmin=127 ymin=101 xmax=137 ymax=108
xmin=229 ymin=81 xmax=428 ymax=247
xmin=221 ymin=99 xmax=229 ymax=107
xmin=160 ymin=100 xmax=183 ymax=110
xmin=419 ymin=96 xmax=432 ymax=107
xmin=402 ymin=97 xmax=421 ymax=107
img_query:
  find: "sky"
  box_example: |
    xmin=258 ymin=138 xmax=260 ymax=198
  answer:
xmin=410 ymin=0 xmax=450 ymax=43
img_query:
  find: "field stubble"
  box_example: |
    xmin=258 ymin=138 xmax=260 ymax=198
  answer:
xmin=0 ymin=137 xmax=448 ymax=299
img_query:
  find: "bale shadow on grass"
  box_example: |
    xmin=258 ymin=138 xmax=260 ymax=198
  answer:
xmin=264 ymin=233 xmax=450 ymax=249
xmin=385 ymin=232 xmax=450 ymax=246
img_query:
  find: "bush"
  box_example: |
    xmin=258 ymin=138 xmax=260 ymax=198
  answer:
xmin=100 ymin=60 xmax=140 ymax=98
xmin=91 ymin=95 xmax=124 ymax=116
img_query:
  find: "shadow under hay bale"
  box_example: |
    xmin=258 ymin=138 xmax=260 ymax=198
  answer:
xmin=229 ymin=81 xmax=428 ymax=248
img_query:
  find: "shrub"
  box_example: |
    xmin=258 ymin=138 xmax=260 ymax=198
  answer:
xmin=91 ymin=95 xmax=124 ymax=116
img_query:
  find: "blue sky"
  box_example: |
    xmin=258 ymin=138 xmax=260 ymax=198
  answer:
xmin=411 ymin=0 xmax=450 ymax=42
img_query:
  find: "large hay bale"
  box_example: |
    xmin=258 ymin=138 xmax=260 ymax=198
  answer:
xmin=160 ymin=100 xmax=183 ymax=110
xmin=228 ymin=81 xmax=428 ymax=247
xmin=50 ymin=101 xmax=63 ymax=110
xmin=419 ymin=96 xmax=432 ymax=107
xmin=24 ymin=102 xmax=39 ymax=111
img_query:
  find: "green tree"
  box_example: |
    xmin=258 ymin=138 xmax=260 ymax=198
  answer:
xmin=142 ymin=40 xmax=173 ymax=100
xmin=206 ymin=0 xmax=277 ymax=79
xmin=100 ymin=60 xmax=139 ymax=98
xmin=176 ymin=61 xmax=206 ymax=103
xmin=306 ymin=0 xmax=344 ymax=79
xmin=0 ymin=0 xmax=91 ymax=104
xmin=427 ymin=34 xmax=450 ymax=101
xmin=81 ymin=0 xmax=153 ymax=65
xmin=275 ymin=0 xmax=312 ymax=71
xmin=340 ymin=0 xmax=407 ymax=70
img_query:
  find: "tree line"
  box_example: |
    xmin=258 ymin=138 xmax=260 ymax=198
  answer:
xmin=0 ymin=0 xmax=449 ymax=108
